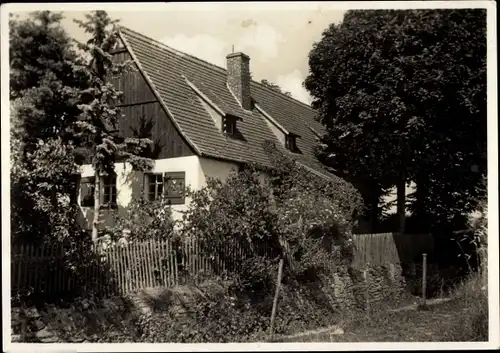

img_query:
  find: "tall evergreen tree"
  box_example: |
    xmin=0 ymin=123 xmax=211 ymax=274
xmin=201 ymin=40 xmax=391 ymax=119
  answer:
xmin=74 ymin=11 xmax=153 ymax=241
xmin=10 ymin=11 xmax=89 ymax=244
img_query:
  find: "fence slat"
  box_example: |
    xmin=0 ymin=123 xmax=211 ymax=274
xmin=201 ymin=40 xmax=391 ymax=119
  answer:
xmin=135 ymin=241 xmax=143 ymax=291
xmin=165 ymin=239 xmax=171 ymax=287
xmin=141 ymin=242 xmax=148 ymax=289
xmin=15 ymin=233 xmax=428 ymax=297
xmin=144 ymin=241 xmax=151 ymax=289
xmin=173 ymin=243 xmax=179 ymax=286
xmin=148 ymin=241 xmax=154 ymax=288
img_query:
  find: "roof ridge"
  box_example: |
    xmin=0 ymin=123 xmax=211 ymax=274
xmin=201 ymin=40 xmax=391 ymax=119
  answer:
xmin=118 ymin=25 xmax=229 ymax=74
xmin=251 ymin=80 xmax=314 ymax=110
xmin=118 ymin=26 xmax=316 ymax=111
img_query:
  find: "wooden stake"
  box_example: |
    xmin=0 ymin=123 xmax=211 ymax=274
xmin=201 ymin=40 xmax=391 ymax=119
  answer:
xmin=364 ymin=263 xmax=370 ymax=317
xmin=421 ymin=253 xmax=427 ymax=307
xmin=269 ymin=258 xmax=284 ymax=339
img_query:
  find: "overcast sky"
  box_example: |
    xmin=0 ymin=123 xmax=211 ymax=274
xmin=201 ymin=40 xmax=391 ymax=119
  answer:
xmin=48 ymin=6 xmax=345 ymax=105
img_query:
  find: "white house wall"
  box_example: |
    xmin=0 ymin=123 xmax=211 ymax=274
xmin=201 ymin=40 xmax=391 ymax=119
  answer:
xmin=198 ymin=157 xmax=239 ymax=186
xmin=263 ymin=118 xmax=286 ymax=146
xmin=79 ymin=155 xmax=205 ymax=228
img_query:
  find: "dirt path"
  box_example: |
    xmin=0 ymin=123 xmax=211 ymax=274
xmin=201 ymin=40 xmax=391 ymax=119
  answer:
xmin=387 ymin=297 xmax=454 ymax=313
xmin=274 ymin=298 xmax=460 ymax=342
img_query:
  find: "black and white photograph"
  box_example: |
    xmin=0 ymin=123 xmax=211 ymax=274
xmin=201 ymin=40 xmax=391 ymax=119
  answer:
xmin=1 ymin=1 xmax=498 ymax=350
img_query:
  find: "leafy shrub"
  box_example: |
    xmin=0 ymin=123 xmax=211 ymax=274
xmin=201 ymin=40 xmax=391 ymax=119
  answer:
xmin=10 ymin=136 xmax=82 ymax=246
xmin=180 ymin=142 xmax=362 ymax=289
xmin=106 ymin=195 xmax=177 ymax=241
xmin=134 ymin=282 xmax=270 ymax=343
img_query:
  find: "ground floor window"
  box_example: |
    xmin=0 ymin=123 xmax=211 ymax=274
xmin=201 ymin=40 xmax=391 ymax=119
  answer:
xmin=102 ymin=174 xmax=117 ymax=208
xmin=79 ymin=174 xmax=117 ymax=208
xmin=144 ymin=172 xmax=186 ymax=205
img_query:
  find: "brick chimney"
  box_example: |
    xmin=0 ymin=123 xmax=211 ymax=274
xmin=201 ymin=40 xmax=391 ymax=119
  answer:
xmin=226 ymin=52 xmax=252 ymax=110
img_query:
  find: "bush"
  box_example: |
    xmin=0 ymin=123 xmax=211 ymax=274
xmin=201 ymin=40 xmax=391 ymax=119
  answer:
xmin=135 ymin=282 xmax=270 ymax=342
xmin=443 ymin=177 xmax=488 ymax=341
xmin=180 ymin=142 xmax=362 ymax=288
xmin=106 ymin=195 xmax=176 ymax=241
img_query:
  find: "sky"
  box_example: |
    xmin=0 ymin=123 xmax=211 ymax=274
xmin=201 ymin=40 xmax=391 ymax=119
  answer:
xmin=48 ymin=6 xmax=346 ymax=105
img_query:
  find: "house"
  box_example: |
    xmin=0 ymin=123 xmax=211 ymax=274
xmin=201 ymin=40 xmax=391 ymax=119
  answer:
xmin=77 ymin=26 xmax=368 ymax=231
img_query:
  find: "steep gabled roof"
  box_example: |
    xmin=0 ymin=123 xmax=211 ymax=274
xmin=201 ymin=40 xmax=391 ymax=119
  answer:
xmin=117 ymin=26 xmax=334 ymax=179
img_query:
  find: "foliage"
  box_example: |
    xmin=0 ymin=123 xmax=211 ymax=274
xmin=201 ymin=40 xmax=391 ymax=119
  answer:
xmin=10 ymin=135 xmax=81 ymax=245
xmin=260 ymin=79 xmax=292 ymax=97
xmin=74 ymin=11 xmax=154 ymax=240
xmin=179 ymin=142 xmax=362 ymax=288
xmin=9 ymin=11 xmax=87 ymax=245
xmin=134 ymin=280 xmax=338 ymax=343
xmin=107 ymin=196 xmax=176 ymax=241
xmin=9 ymin=11 xmax=88 ymax=147
xmin=443 ymin=273 xmax=488 ymax=341
xmin=468 ymin=175 xmax=488 ymax=246
xmin=305 ymin=9 xmax=487 ymax=232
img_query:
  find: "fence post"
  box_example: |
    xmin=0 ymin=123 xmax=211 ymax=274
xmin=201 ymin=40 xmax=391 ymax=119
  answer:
xmin=421 ymin=253 xmax=427 ymax=308
xmin=269 ymin=258 xmax=284 ymax=340
xmin=364 ymin=262 xmax=370 ymax=318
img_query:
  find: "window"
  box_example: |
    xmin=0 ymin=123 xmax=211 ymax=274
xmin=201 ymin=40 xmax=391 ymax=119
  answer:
xmin=69 ymin=174 xmax=81 ymax=204
xmin=80 ymin=177 xmax=95 ymax=207
xmin=146 ymin=173 xmax=164 ymax=201
xmin=102 ymin=174 xmax=117 ymax=207
xmin=144 ymin=172 xmax=186 ymax=205
xmin=222 ymin=117 xmax=236 ymax=136
xmin=79 ymin=175 xmax=117 ymax=207
xmin=285 ymin=134 xmax=298 ymax=153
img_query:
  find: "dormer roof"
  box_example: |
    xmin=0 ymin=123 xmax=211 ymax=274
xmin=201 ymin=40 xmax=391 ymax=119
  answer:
xmin=116 ymin=26 xmax=336 ymax=179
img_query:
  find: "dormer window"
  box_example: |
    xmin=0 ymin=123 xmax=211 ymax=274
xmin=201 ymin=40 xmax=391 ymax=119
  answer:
xmin=285 ymin=134 xmax=298 ymax=153
xmin=223 ymin=117 xmax=236 ymax=135
xmin=223 ymin=115 xmax=241 ymax=136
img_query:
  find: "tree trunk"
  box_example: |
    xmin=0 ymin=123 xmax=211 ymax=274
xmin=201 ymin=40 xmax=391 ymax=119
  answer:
xmin=414 ymin=176 xmax=430 ymax=233
xmin=397 ymin=172 xmax=406 ymax=235
xmin=92 ymin=171 xmax=100 ymax=242
xmin=397 ymin=133 xmax=407 ymax=235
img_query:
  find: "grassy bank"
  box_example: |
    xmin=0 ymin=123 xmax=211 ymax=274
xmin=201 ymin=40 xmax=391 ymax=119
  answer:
xmin=275 ymin=273 xmax=488 ymax=342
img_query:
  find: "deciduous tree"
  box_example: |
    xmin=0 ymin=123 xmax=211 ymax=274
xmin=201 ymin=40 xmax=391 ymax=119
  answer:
xmin=305 ymin=9 xmax=487 ymax=233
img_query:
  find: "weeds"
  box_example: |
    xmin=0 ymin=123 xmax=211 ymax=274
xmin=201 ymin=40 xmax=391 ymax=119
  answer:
xmin=441 ymin=272 xmax=488 ymax=342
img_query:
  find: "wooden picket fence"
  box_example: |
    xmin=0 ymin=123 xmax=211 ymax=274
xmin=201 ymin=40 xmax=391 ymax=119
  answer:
xmin=11 ymin=237 xmax=277 ymax=297
xmin=11 ymin=233 xmax=432 ymax=297
xmin=351 ymin=232 xmax=434 ymax=267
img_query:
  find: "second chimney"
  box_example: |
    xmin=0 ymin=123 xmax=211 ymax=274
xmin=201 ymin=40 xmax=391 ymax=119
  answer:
xmin=226 ymin=52 xmax=252 ymax=110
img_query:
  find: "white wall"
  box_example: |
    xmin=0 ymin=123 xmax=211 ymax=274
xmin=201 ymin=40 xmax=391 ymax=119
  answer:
xmin=79 ymin=155 xmax=205 ymax=228
xmin=78 ymin=156 xmax=272 ymax=231
xmin=199 ymin=157 xmax=239 ymax=186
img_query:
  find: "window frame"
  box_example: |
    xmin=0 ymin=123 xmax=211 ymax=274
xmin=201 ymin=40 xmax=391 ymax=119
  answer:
xmin=222 ymin=117 xmax=236 ymax=136
xmin=80 ymin=176 xmax=95 ymax=207
xmin=79 ymin=174 xmax=117 ymax=208
xmin=144 ymin=171 xmax=186 ymax=205
xmin=102 ymin=174 xmax=117 ymax=208
xmin=285 ymin=134 xmax=298 ymax=153
xmin=145 ymin=173 xmax=164 ymax=202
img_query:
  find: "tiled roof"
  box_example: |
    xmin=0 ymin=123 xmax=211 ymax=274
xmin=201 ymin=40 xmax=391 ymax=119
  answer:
xmin=118 ymin=26 xmax=334 ymax=179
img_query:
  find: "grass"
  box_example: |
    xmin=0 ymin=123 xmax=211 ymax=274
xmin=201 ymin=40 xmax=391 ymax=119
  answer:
xmin=274 ymin=300 xmax=459 ymax=342
xmin=274 ymin=272 xmax=488 ymax=343
xmin=440 ymin=271 xmax=488 ymax=342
